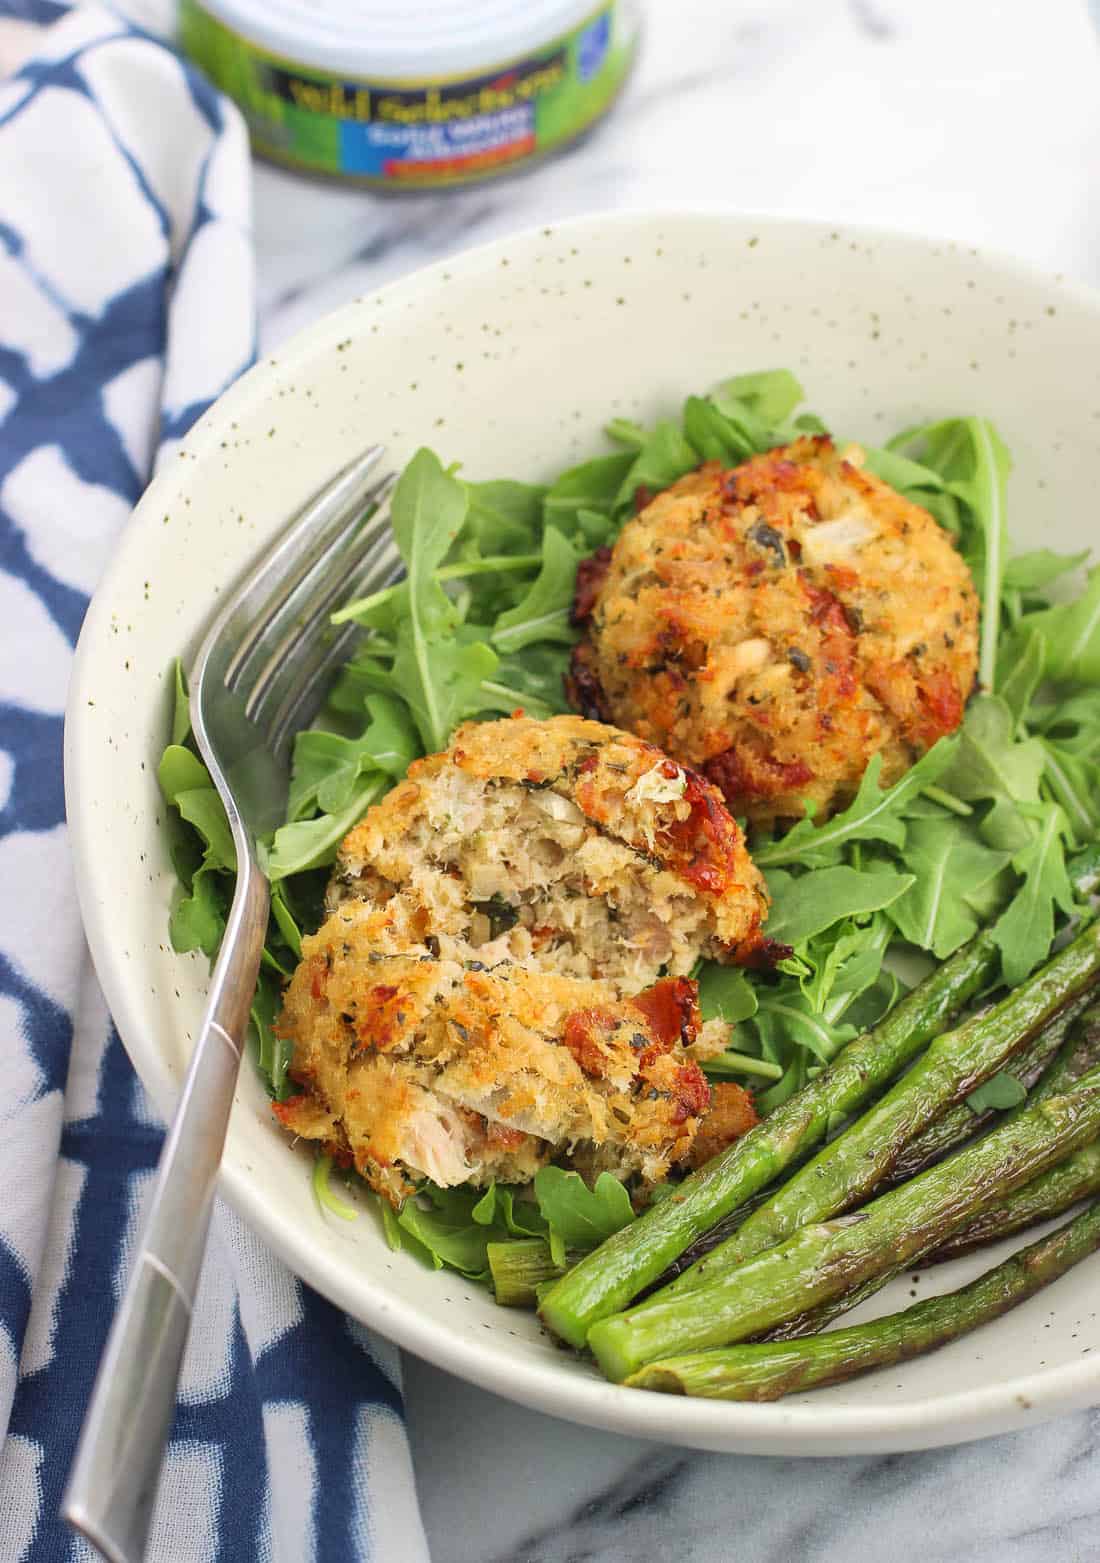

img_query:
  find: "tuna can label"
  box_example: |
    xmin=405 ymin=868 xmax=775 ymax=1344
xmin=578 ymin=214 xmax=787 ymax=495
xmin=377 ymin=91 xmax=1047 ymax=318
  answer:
xmin=179 ymin=2 xmax=635 ymax=188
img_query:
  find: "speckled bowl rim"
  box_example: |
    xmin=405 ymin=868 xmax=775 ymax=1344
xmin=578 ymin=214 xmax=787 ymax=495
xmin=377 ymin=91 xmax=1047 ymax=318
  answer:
xmin=66 ymin=207 xmax=1100 ymax=1455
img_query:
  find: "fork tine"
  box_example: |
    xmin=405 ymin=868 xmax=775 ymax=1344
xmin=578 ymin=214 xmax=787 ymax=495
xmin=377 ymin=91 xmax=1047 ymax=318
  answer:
xmin=266 ymin=550 xmax=407 ymax=756
xmin=242 ymin=475 xmax=396 ymax=718
xmin=222 ymin=445 xmax=388 ymax=692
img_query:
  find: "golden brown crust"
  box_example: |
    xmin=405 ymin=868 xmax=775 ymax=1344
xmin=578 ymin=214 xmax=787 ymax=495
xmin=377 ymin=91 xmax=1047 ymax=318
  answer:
xmin=683 ymin=1080 xmax=760 ymax=1170
xmin=574 ymin=438 xmax=979 ymax=825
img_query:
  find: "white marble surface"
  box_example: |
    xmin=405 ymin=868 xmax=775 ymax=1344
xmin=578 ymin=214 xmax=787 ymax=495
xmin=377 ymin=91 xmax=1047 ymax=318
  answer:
xmin=249 ymin=2 xmax=1100 ymax=1559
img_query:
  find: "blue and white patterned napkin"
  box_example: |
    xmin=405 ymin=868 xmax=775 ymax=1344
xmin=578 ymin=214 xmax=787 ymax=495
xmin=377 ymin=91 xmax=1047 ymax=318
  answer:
xmin=0 ymin=5 xmax=429 ymax=1557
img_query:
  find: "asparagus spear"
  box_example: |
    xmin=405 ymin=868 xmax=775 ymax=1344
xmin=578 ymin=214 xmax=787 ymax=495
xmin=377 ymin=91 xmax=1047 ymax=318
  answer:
xmin=765 ymin=1007 xmax=1100 ymax=1336
xmin=538 ymin=935 xmax=999 ymax=1348
xmin=652 ymin=1000 xmax=1099 ymax=1298
xmin=587 ymin=1071 xmax=1100 ymax=1380
xmin=931 ymin=1137 xmax=1100 ymax=1262
xmin=489 ymin=1239 xmax=565 ymax=1307
xmin=1021 ymin=997 xmax=1100 ymax=1103
xmin=624 ymin=1198 xmax=1100 ymax=1400
xmin=649 ymin=922 xmax=1100 ymax=1305
xmin=883 ymin=994 xmax=1092 ymax=1186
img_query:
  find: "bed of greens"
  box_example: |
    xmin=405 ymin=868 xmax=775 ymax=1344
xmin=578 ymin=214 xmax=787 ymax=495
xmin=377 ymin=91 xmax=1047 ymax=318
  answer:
xmin=159 ymin=368 xmax=1100 ymax=1320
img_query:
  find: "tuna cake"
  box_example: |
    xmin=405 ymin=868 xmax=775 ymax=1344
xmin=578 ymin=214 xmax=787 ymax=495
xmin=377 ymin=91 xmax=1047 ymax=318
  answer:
xmin=272 ymin=714 xmax=767 ymax=1203
xmin=568 ymin=436 xmax=979 ymax=827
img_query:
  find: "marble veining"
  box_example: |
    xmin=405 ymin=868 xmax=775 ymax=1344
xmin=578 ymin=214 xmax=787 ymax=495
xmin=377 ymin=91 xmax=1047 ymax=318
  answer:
xmin=250 ymin=1 xmax=1100 ymax=1558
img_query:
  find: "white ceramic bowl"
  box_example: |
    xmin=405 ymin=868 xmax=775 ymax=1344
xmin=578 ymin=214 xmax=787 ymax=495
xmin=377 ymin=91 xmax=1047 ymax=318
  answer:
xmin=66 ymin=211 xmax=1100 ymax=1455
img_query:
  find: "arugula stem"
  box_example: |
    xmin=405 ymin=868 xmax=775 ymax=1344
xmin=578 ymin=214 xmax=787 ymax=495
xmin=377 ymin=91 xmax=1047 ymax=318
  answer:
xmin=973 ymin=417 xmax=1006 ymax=690
xmin=332 ymin=554 xmax=541 ymax=625
xmin=702 ymin=1053 xmax=784 ymax=1082
xmin=478 ymin=679 xmax=555 ymax=719
xmin=921 ymin=785 xmax=973 ymax=817
xmin=313 ymin=1154 xmax=358 ymax=1220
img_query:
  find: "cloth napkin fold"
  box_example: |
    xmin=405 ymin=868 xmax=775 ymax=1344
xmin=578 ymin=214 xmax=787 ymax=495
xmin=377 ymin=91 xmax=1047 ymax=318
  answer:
xmin=0 ymin=5 xmax=429 ymax=1558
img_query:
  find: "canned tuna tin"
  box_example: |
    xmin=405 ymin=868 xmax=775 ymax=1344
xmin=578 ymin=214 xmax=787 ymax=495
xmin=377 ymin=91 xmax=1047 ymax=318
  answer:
xmin=180 ymin=0 xmax=639 ymax=189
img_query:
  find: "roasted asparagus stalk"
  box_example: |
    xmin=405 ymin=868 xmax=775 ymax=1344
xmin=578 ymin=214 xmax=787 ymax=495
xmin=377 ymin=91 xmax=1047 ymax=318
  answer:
xmin=588 ymin=1070 xmax=1100 ymax=1380
xmin=625 ymin=1198 xmax=1100 ymax=1400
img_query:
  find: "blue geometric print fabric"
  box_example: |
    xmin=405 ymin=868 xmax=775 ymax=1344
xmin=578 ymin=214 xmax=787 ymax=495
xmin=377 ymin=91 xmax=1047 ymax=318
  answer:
xmin=0 ymin=6 xmax=429 ymax=1558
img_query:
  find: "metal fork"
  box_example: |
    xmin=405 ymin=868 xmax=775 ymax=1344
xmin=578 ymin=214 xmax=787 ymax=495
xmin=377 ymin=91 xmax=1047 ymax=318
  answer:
xmin=63 ymin=444 xmax=401 ymax=1563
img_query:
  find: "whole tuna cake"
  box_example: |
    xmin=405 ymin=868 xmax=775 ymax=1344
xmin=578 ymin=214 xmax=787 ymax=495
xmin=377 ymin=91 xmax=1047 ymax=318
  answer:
xmin=568 ymin=436 xmax=980 ymax=826
xmin=272 ymin=714 xmax=768 ymax=1204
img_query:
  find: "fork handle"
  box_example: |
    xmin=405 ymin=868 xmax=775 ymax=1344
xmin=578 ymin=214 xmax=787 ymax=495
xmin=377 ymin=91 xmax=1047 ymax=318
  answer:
xmin=63 ymin=861 xmax=270 ymax=1563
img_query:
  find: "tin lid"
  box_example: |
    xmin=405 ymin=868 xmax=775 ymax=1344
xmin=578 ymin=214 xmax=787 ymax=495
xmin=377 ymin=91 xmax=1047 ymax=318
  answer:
xmin=196 ymin=0 xmax=609 ymax=79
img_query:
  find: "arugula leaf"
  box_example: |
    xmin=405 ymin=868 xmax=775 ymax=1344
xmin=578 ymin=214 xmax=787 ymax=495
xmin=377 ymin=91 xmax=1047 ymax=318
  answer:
xmin=991 ymin=802 xmax=1076 ymax=985
xmin=158 ymin=742 xmax=211 ymax=802
xmin=173 ymin=789 xmax=235 ymax=872
xmin=614 ymin=421 xmax=699 ymax=508
xmin=471 ymin=1184 xmax=548 ymax=1237
xmin=1023 ymin=565 xmax=1100 ymax=685
xmin=966 ymin=1071 xmax=1028 ymax=1114
xmin=841 ymin=968 xmax=906 ymax=1033
xmin=168 ymin=864 xmax=228 ymax=957
xmin=491 ymin=527 xmax=580 ymax=653
xmin=158 ymin=743 xmax=236 ymax=953
xmin=605 ymin=417 xmax=649 ymax=450
xmin=483 ymin=645 xmax=572 ymax=719
xmin=950 ymin=420 xmax=1011 ymax=688
xmin=263 ymin=773 xmax=388 ymax=881
xmin=764 ymin=865 xmax=914 ymax=948
xmin=389 ymin=627 xmax=498 ymax=755
xmin=543 ymin=452 xmax=634 ymax=527
xmin=979 ymin=796 xmax=1037 ymax=853
xmin=287 ymin=695 xmax=418 ymax=823
xmin=170 ymin=658 xmax=191 ymax=745
xmin=1033 ymin=688 xmax=1100 ymax=759
xmin=387 ymin=449 xmax=471 ymax=750
xmin=682 ymin=396 xmax=756 ymax=463
xmin=887 ymin=418 xmax=1010 ymax=687
xmin=754 ymin=743 xmax=957 ymax=869
xmin=313 ymin=1153 xmax=358 ymax=1220
xmin=886 ymin=818 xmax=1010 ymax=958
xmin=941 ymin=695 xmax=1044 ymax=804
xmin=574 ymin=506 xmax=615 ymax=549
xmin=396 ymin=1185 xmax=509 ymax=1280
xmin=697 ymin=963 xmax=758 ymax=1024
xmin=464 ymin=479 xmax=546 ymax=554
xmin=755 ymin=1052 xmax=810 ymax=1114
xmin=268 ymin=881 xmax=302 ymax=961
xmin=533 ymin=1167 xmax=634 ymax=1266
xmin=1041 ymin=739 xmax=1100 ymax=842
xmin=799 ymin=912 xmax=893 ymax=1016
xmin=288 ymin=733 xmax=378 ymax=821
xmin=995 ymin=627 xmax=1046 ymax=734
xmin=1003 ymin=548 xmax=1089 ymax=591
xmin=749 ymin=989 xmax=859 ymax=1065
xmin=861 ymin=446 xmax=947 ymax=498
xmin=711 ymin=368 xmax=804 ymax=428
xmin=250 ymin=968 xmax=291 ymax=1098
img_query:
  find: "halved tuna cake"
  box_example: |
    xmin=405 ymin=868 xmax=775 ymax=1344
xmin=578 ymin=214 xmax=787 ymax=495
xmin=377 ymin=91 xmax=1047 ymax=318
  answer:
xmin=271 ymin=715 xmax=767 ymax=1204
